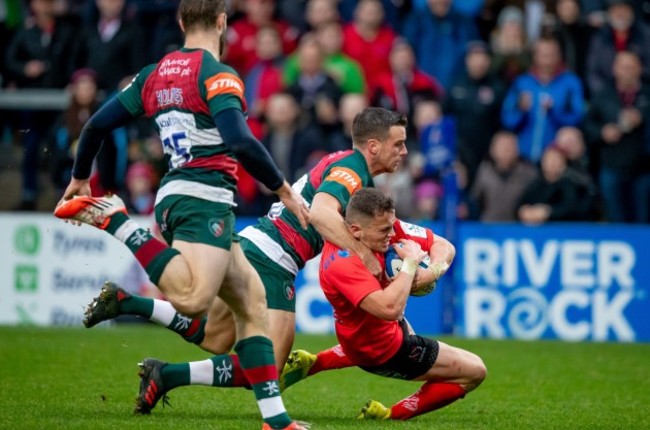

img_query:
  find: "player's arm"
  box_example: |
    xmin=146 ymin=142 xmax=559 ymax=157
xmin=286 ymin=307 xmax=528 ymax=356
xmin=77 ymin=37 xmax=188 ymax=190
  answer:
xmin=413 ymin=234 xmax=455 ymax=290
xmin=61 ymin=97 xmax=134 ymax=200
xmin=213 ymin=108 xmax=308 ymax=229
xmin=359 ymin=240 xmax=427 ymax=320
xmin=310 ymin=192 xmax=382 ymax=277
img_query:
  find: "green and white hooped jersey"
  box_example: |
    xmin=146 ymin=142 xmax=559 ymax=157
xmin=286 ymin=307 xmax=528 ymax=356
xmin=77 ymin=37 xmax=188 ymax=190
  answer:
xmin=240 ymin=150 xmax=374 ymax=276
xmin=117 ymin=48 xmax=247 ymax=206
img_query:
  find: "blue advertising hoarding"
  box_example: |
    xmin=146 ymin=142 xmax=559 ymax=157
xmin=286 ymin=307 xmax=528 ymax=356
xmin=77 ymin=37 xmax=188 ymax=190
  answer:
xmin=455 ymin=223 xmax=650 ymax=342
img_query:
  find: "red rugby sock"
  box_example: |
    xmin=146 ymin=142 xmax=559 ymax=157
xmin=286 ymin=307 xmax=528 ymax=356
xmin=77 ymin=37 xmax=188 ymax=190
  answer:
xmin=309 ymin=344 xmax=354 ymax=375
xmin=390 ymin=382 xmax=465 ymax=420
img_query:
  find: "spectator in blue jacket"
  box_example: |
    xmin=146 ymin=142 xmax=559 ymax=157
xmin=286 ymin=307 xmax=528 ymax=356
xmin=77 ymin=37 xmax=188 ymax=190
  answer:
xmin=501 ymin=36 xmax=585 ymax=163
xmin=402 ymin=0 xmax=479 ymax=89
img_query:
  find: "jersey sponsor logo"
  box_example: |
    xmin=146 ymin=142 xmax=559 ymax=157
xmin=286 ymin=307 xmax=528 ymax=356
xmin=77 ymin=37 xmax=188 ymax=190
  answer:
xmin=324 ymin=167 xmax=362 ymax=194
xmin=158 ymin=58 xmax=192 ymax=77
xmin=156 ymin=111 xmax=196 ymax=129
xmin=205 ymin=73 xmax=244 ymax=100
xmin=156 ymin=88 xmax=184 ymax=108
xmin=400 ymin=221 xmax=427 ymax=238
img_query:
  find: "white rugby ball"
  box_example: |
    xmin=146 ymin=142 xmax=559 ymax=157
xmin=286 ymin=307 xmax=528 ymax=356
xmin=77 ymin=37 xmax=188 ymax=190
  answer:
xmin=384 ymin=247 xmax=436 ymax=296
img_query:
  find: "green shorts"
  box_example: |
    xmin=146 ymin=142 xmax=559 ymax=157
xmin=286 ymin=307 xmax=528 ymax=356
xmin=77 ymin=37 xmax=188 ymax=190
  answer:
xmin=240 ymin=237 xmax=297 ymax=312
xmin=154 ymin=195 xmax=238 ymax=249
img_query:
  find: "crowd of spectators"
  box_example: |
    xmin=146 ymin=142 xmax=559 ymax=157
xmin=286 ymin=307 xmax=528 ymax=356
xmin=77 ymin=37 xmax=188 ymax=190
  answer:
xmin=1 ymin=0 xmax=650 ymax=224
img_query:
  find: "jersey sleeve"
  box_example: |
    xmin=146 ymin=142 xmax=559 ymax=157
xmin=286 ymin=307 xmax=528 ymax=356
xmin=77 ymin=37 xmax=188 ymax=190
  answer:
xmin=116 ymin=64 xmax=156 ymax=116
xmin=199 ymin=53 xmax=246 ymax=117
xmin=392 ymin=219 xmax=434 ymax=251
xmin=323 ymin=253 xmax=382 ymax=307
xmin=316 ymin=165 xmax=365 ymax=210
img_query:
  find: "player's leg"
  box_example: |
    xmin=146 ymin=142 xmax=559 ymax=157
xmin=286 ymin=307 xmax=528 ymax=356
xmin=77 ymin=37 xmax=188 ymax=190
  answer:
xmin=218 ymin=242 xmax=301 ymax=429
xmin=382 ymin=342 xmax=486 ymax=420
xmin=55 ymin=194 xmax=229 ymax=318
xmin=358 ymin=335 xmax=486 ymax=421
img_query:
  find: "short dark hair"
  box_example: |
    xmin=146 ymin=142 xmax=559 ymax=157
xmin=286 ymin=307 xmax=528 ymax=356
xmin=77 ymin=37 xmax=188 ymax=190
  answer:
xmin=351 ymin=107 xmax=407 ymax=147
xmin=346 ymin=188 xmax=395 ymax=224
xmin=179 ymin=0 xmax=226 ymax=33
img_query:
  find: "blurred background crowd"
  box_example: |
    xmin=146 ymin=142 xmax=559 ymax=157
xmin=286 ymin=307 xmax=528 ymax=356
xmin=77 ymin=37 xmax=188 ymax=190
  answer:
xmin=1 ymin=0 xmax=649 ymax=224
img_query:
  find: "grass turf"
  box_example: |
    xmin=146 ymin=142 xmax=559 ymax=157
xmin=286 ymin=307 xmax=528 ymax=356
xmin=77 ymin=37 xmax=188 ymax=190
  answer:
xmin=0 ymin=325 xmax=648 ymax=430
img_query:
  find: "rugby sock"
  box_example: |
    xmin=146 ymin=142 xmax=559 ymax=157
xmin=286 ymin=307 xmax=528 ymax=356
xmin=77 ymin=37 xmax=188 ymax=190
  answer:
xmin=161 ymin=355 xmax=248 ymax=390
xmin=309 ymin=344 xmax=354 ymax=376
xmin=235 ymin=336 xmax=292 ymax=429
xmin=120 ymin=296 xmax=206 ymax=345
xmin=105 ymin=212 xmax=180 ymax=284
xmin=390 ymin=382 xmax=465 ymax=420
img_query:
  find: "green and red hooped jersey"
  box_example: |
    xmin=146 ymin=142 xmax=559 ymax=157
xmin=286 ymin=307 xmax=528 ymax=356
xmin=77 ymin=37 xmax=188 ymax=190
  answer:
xmin=240 ymin=149 xmax=374 ymax=276
xmin=117 ymin=48 xmax=247 ymax=207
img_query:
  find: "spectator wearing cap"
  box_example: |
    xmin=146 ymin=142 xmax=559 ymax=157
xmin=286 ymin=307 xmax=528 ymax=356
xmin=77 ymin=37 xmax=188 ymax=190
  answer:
xmin=552 ymin=0 xmax=594 ymax=88
xmin=489 ymin=5 xmax=531 ymax=85
xmin=501 ymin=36 xmax=584 ymax=164
xmin=444 ymin=40 xmax=506 ymax=187
xmin=402 ymin=0 xmax=479 ymax=89
xmin=516 ymin=144 xmax=586 ymax=223
xmin=584 ymin=50 xmax=650 ymax=223
xmin=471 ymin=131 xmax=537 ymax=222
xmin=586 ymin=0 xmax=650 ymax=96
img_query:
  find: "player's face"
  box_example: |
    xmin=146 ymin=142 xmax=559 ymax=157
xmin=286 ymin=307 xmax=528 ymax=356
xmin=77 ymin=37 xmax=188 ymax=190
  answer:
xmin=359 ymin=210 xmax=396 ymax=253
xmin=376 ymin=126 xmax=407 ymax=173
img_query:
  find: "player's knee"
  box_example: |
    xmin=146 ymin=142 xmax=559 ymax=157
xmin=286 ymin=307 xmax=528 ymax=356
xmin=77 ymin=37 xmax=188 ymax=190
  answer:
xmin=201 ymin=335 xmax=234 ymax=355
xmin=465 ymin=356 xmax=487 ymax=392
xmin=172 ymin=296 xmax=210 ymax=319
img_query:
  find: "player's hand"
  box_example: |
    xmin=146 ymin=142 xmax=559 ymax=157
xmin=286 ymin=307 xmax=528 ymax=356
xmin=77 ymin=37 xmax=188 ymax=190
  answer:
xmin=394 ymin=239 xmax=427 ymax=264
xmin=55 ymin=178 xmax=91 ymax=226
xmin=275 ymin=181 xmax=309 ymax=229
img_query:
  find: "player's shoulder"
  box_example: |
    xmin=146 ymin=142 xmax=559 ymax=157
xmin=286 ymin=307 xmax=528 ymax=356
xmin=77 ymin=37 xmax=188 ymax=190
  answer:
xmin=200 ymin=52 xmax=241 ymax=78
xmin=322 ymin=244 xmax=360 ymax=273
xmin=322 ymin=150 xmax=371 ymax=184
xmin=394 ymin=219 xmax=429 ymax=239
xmin=130 ymin=63 xmax=158 ymax=83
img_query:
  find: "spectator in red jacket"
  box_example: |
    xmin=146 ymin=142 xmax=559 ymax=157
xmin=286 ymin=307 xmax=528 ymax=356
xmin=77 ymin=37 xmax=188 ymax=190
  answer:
xmin=342 ymin=0 xmax=397 ymax=91
xmin=224 ymin=0 xmax=299 ymax=77
xmin=371 ymin=38 xmax=444 ymax=121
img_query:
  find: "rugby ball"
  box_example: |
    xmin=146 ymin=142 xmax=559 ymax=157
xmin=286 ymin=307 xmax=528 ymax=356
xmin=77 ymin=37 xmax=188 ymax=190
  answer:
xmin=384 ymin=246 xmax=436 ymax=296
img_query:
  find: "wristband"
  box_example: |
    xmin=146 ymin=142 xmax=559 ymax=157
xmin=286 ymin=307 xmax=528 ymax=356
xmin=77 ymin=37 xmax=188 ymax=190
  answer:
xmin=429 ymin=261 xmax=450 ymax=280
xmin=401 ymin=259 xmax=418 ymax=277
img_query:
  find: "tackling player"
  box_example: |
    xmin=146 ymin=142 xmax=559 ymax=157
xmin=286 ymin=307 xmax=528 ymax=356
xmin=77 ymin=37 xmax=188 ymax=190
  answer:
xmin=54 ymin=1 xmax=310 ymax=429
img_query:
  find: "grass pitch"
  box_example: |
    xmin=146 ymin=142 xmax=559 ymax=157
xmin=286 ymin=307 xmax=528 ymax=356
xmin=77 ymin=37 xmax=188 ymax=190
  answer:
xmin=0 ymin=325 xmax=648 ymax=430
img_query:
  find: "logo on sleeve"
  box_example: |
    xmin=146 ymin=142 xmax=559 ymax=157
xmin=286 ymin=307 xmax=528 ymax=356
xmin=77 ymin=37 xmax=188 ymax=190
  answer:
xmin=205 ymin=73 xmax=244 ymax=100
xmin=324 ymin=167 xmax=362 ymax=194
xmin=399 ymin=220 xmax=426 ymax=238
